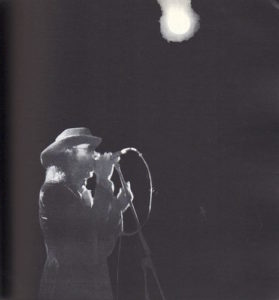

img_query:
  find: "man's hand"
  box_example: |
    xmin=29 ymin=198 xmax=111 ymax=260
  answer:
xmin=94 ymin=152 xmax=117 ymax=180
xmin=118 ymin=181 xmax=134 ymax=211
xmin=81 ymin=187 xmax=94 ymax=208
xmin=120 ymin=181 xmax=134 ymax=201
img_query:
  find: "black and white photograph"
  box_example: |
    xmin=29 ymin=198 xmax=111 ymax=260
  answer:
xmin=2 ymin=0 xmax=279 ymax=300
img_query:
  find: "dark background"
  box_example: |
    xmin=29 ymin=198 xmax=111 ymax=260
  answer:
xmin=3 ymin=0 xmax=279 ymax=299
xmin=0 ymin=0 xmax=10 ymax=297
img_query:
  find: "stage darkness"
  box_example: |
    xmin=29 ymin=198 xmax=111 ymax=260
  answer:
xmin=8 ymin=0 xmax=279 ymax=299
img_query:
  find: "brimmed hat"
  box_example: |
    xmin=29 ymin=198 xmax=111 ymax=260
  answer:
xmin=40 ymin=127 xmax=102 ymax=168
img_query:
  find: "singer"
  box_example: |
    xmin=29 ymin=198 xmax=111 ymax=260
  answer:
xmin=38 ymin=128 xmax=133 ymax=300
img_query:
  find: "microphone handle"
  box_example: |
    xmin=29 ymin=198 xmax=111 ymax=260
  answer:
xmin=114 ymin=162 xmax=129 ymax=190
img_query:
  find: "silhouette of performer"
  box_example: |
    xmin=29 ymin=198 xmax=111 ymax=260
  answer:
xmin=39 ymin=128 xmax=133 ymax=300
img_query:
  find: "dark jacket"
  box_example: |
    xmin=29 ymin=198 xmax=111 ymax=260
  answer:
xmin=39 ymin=181 xmax=123 ymax=300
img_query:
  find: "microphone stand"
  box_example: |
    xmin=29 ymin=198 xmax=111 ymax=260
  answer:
xmin=114 ymin=162 xmax=167 ymax=300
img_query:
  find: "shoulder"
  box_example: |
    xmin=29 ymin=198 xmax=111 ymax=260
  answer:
xmin=41 ymin=181 xmax=67 ymax=194
xmin=40 ymin=182 xmax=74 ymax=204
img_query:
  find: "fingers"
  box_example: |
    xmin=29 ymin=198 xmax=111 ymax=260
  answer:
xmin=101 ymin=152 xmax=114 ymax=161
xmin=125 ymin=182 xmax=134 ymax=200
xmin=103 ymin=152 xmax=111 ymax=159
xmin=98 ymin=152 xmax=121 ymax=164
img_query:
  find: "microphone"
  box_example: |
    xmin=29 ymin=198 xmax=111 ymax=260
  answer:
xmin=110 ymin=148 xmax=132 ymax=160
xmin=93 ymin=147 xmax=136 ymax=161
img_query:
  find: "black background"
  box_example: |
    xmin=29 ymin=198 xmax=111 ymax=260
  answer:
xmin=0 ymin=0 xmax=10 ymax=297
xmin=4 ymin=0 xmax=279 ymax=299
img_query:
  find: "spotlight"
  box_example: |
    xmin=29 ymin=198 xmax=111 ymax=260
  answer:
xmin=157 ymin=0 xmax=200 ymax=42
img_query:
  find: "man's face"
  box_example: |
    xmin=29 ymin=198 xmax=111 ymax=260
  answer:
xmin=71 ymin=144 xmax=95 ymax=180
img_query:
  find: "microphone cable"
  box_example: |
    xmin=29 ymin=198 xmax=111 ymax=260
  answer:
xmin=114 ymin=147 xmax=154 ymax=300
xmin=116 ymin=147 xmax=154 ymax=236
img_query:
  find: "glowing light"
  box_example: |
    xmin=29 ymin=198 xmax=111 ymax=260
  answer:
xmin=157 ymin=0 xmax=200 ymax=43
xmin=167 ymin=7 xmax=191 ymax=35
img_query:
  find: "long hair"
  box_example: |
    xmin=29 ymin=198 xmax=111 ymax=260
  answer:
xmin=43 ymin=149 xmax=73 ymax=183
xmin=45 ymin=165 xmax=66 ymax=183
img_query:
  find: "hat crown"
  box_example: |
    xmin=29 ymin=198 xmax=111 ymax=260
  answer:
xmin=55 ymin=127 xmax=92 ymax=142
xmin=40 ymin=127 xmax=102 ymax=168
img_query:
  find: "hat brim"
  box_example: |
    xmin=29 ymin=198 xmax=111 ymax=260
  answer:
xmin=40 ymin=135 xmax=102 ymax=168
